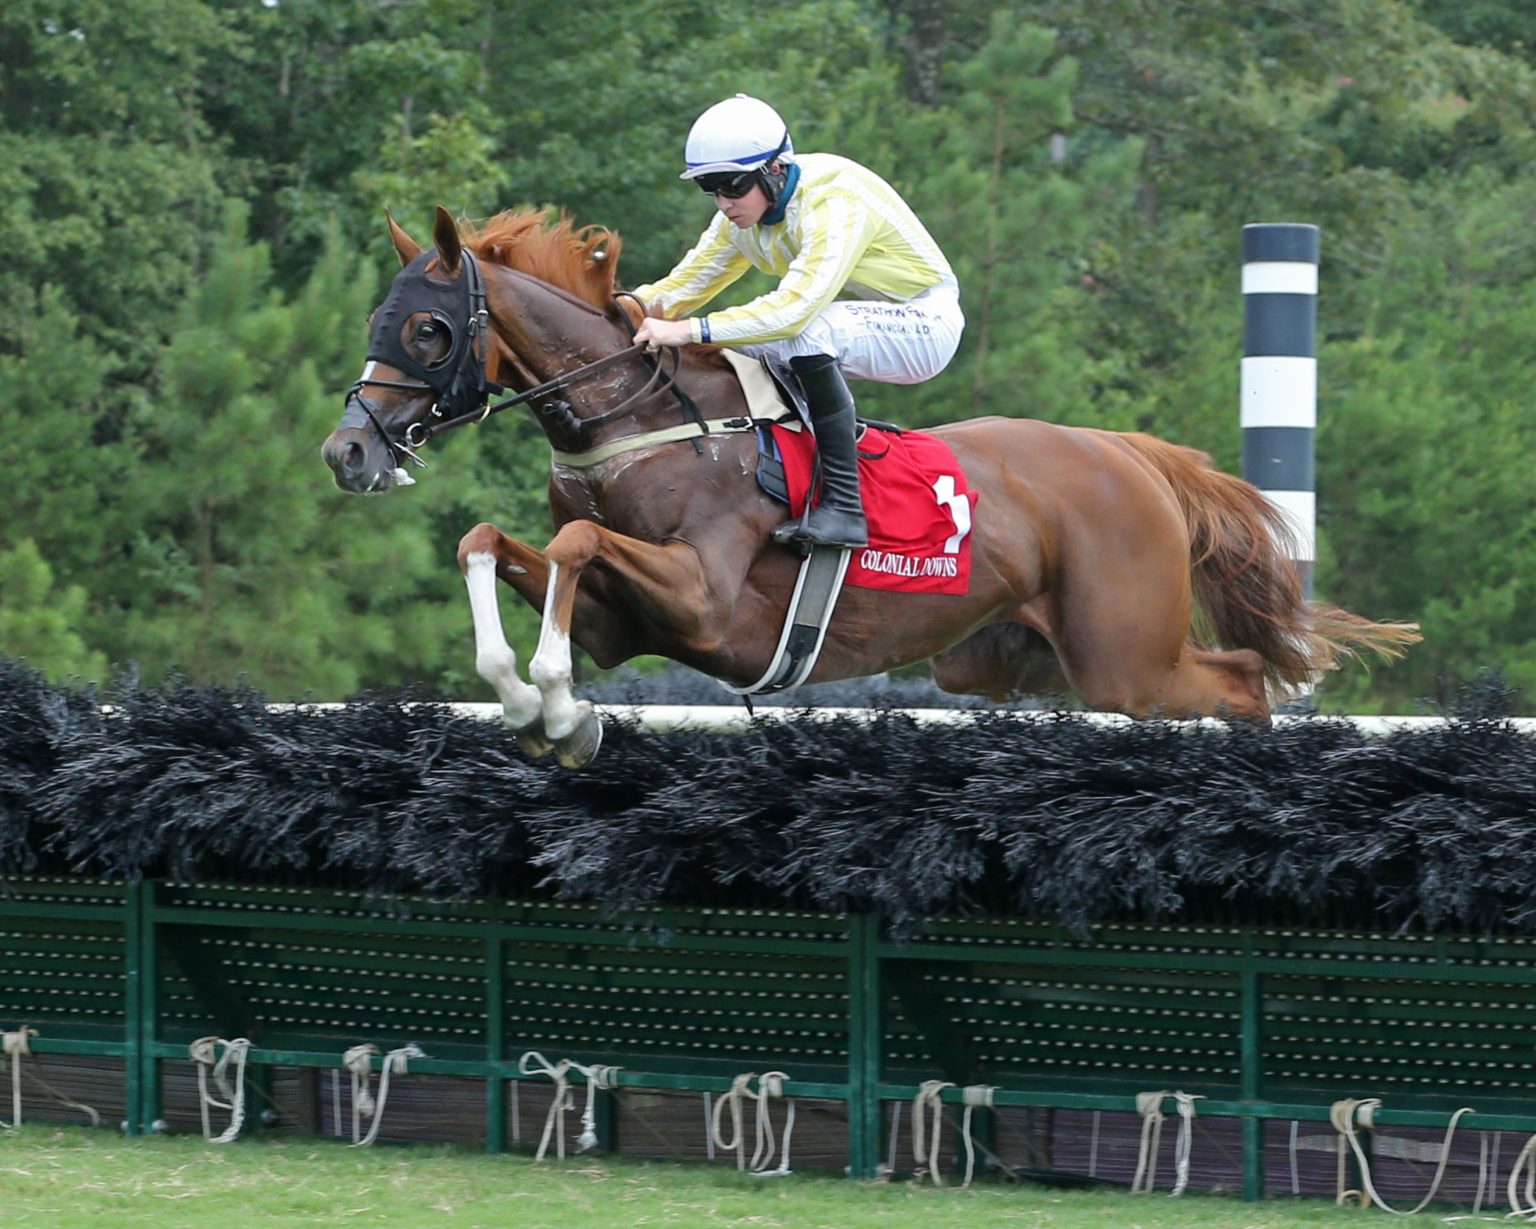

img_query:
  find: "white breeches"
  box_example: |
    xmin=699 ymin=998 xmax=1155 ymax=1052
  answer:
xmin=735 ymin=279 xmax=964 ymax=385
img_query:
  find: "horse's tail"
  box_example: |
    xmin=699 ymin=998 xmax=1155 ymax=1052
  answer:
xmin=1116 ymin=432 xmax=1420 ymax=693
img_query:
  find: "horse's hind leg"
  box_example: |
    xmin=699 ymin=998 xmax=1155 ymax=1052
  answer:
xmin=1049 ymin=516 xmax=1272 ymax=724
xmin=1063 ymin=607 xmax=1272 ymax=725
xmin=931 ymin=622 xmax=1069 ymax=702
xmin=1185 ymin=647 xmax=1270 ymax=723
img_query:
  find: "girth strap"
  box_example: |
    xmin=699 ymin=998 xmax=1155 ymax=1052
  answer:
xmin=720 ymin=545 xmax=852 ymax=696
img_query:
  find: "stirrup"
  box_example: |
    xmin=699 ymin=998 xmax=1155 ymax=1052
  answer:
xmin=772 ymin=509 xmax=868 ymax=551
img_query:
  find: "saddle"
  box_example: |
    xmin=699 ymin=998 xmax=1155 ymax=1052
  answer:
xmin=717 ymin=350 xmax=899 ymax=505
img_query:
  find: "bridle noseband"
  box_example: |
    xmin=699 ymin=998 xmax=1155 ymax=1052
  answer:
xmin=337 ymin=252 xmax=706 ymax=474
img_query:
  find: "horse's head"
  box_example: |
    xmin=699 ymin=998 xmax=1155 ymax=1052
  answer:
xmin=322 ymin=206 xmax=500 ymax=493
xmin=324 ymin=204 xmax=726 ymax=495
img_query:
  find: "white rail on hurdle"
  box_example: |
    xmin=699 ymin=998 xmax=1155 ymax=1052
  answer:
xmin=430 ymin=705 xmax=1536 ymax=738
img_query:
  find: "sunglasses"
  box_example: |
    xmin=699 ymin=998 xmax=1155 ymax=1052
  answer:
xmin=695 ymin=170 xmax=759 ymax=198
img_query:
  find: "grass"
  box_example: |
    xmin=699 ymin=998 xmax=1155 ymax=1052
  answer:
xmin=0 ymin=1125 xmax=1478 ymax=1228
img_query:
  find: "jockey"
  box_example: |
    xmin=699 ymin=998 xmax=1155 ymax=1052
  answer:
xmin=633 ymin=94 xmax=964 ymax=550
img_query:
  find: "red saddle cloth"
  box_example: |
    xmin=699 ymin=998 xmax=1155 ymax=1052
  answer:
xmin=772 ymin=422 xmax=979 ymax=596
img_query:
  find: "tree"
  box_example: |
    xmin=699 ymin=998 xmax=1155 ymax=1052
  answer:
xmin=889 ymin=13 xmax=1141 ymax=429
xmin=1313 ymin=169 xmax=1536 ymax=709
xmin=0 ymin=286 xmax=115 ymax=581
xmin=0 ymin=540 xmax=107 ymax=681
xmin=0 ymin=0 xmax=235 ymax=375
xmin=0 ymin=0 xmax=237 ymax=680
xmin=205 ymin=0 xmax=509 ymax=284
xmin=100 ymin=205 xmax=471 ymax=698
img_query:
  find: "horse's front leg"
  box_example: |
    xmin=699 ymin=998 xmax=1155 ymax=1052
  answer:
xmin=528 ymin=519 xmax=736 ymax=769
xmin=458 ymin=525 xmax=555 ymax=759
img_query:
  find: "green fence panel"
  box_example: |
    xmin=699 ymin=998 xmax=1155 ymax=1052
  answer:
xmin=5 ymin=876 xmax=1536 ymax=1199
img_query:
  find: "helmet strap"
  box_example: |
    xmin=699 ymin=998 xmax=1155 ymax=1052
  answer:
xmin=754 ymin=128 xmax=792 ymax=202
xmin=758 ymin=160 xmax=801 ymax=226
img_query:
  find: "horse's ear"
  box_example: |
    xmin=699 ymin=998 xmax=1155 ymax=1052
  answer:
xmin=386 ymin=211 xmax=422 ymax=266
xmin=433 ymin=206 xmax=463 ymax=276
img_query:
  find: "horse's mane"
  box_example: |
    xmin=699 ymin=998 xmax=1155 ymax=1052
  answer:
xmin=463 ymin=208 xmax=620 ymax=310
xmin=460 ymin=207 xmax=728 ymax=369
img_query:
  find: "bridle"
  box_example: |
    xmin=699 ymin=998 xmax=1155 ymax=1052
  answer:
xmin=337 ymin=250 xmax=705 ymax=475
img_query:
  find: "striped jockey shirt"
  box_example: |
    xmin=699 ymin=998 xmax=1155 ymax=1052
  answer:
xmin=633 ymin=153 xmax=956 ymax=346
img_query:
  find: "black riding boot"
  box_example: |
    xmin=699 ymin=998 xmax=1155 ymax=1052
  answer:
xmin=773 ymin=354 xmax=870 ymax=549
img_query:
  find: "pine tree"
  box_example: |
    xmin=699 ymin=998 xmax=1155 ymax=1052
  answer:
xmin=868 ymin=13 xmax=1141 ymax=430
xmin=100 ymin=205 xmax=467 ymax=698
xmin=0 ymin=540 xmax=107 ymax=680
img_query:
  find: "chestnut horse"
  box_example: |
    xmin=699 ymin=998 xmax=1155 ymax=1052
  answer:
xmin=321 ymin=206 xmax=1417 ymax=768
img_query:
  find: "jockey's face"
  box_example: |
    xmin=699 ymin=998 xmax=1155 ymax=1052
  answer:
xmin=713 ymin=178 xmax=771 ymax=228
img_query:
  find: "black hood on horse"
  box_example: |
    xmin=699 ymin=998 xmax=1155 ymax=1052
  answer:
xmin=332 ymin=245 xmax=504 ymax=480
xmin=363 ymin=248 xmax=498 ymax=406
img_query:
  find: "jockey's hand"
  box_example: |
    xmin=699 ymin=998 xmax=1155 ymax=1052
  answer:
xmin=633 ymin=317 xmax=695 ymax=350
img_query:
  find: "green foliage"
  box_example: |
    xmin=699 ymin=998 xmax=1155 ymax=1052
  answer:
xmin=886 ymin=13 xmax=1143 ymax=428
xmin=2 ymin=0 xmax=1533 ymax=706
xmin=481 ymin=0 xmax=900 ymax=284
xmin=0 ymin=286 xmax=113 ymax=573
xmin=1314 ymin=169 xmax=1536 ymax=710
xmin=1413 ymin=0 xmax=1536 ymax=65
xmin=0 ymin=134 xmax=224 ymax=379
xmin=0 ymin=539 xmax=106 ymax=680
xmin=0 ymin=0 xmax=234 ymax=139
xmin=97 ymin=205 xmax=467 ymax=697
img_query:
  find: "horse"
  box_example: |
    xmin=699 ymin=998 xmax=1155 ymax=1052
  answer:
xmin=321 ymin=205 xmax=1419 ymax=768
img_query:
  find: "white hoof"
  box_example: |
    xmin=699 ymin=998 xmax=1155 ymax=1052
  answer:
xmin=552 ymin=704 xmax=603 ymax=770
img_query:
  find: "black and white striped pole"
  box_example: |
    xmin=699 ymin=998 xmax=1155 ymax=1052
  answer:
xmin=1241 ymin=223 xmax=1318 ymax=596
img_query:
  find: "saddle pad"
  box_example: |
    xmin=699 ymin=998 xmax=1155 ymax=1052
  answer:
xmin=772 ymin=423 xmax=978 ymax=596
xmin=721 ymin=348 xmax=799 ymax=421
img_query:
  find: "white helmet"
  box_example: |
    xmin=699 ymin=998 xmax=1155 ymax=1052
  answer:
xmin=680 ymin=94 xmax=794 ymax=179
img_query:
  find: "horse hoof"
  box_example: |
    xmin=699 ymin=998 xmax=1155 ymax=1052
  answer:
xmin=511 ymin=717 xmax=555 ymax=760
xmin=553 ymin=704 xmax=603 ymax=770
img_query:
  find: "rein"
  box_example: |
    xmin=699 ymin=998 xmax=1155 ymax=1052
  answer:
xmin=405 ymin=341 xmax=662 ymax=446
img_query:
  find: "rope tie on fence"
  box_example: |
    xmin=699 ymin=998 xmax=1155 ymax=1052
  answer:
xmin=3 ymin=1027 xmax=36 ymax=1129
xmin=712 ymin=1071 xmax=796 ymax=1175
xmin=752 ymin=1072 xmax=795 ymax=1176
xmin=189 ymin=1036 xmax=251 ymax=1143
xmin=343 ymin=1044 xmax=380 ymax=1138
xmin=713 ymin=1072 xmax=755 ymax=1171
xmin=1169 ymin=1091 xmax=1204 ymax=1196
xmin=959 ymin=1085 xmax=997 ymax=1189
xmin=580 ymin=1064 xmax=622 ymax=1154
xmin=2 ymin=1027 xmax=98 ymax=1130
xmin=1131 ymin=1091 xmax=1169 ymax=1193
xmin=518 ymin=1051 xmax=623 ymax=1161
xmin=1132 ymin=1090 xmax=1202 ymax=1194
xmin=1472 ymin=1127 xmax=1493 ymax=1215
xmin=910 ymin=1079 xmax=1025 ymax=1189
xmin=1508 ymin=1132 xmax=1536 ymax=1219
xmin=912 ymin=1080 xmax=954 ymax=1185
xmin=522 ymin=1052 xmax=574 ymax=1161
xmin=344 ymin=1042 xmax=425 ymax=1147
xmin=1329 ymin=1096 xmax=1475 ymax=1215
xmin=1330 ymin=1098 xmax=1370 ymax=1207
